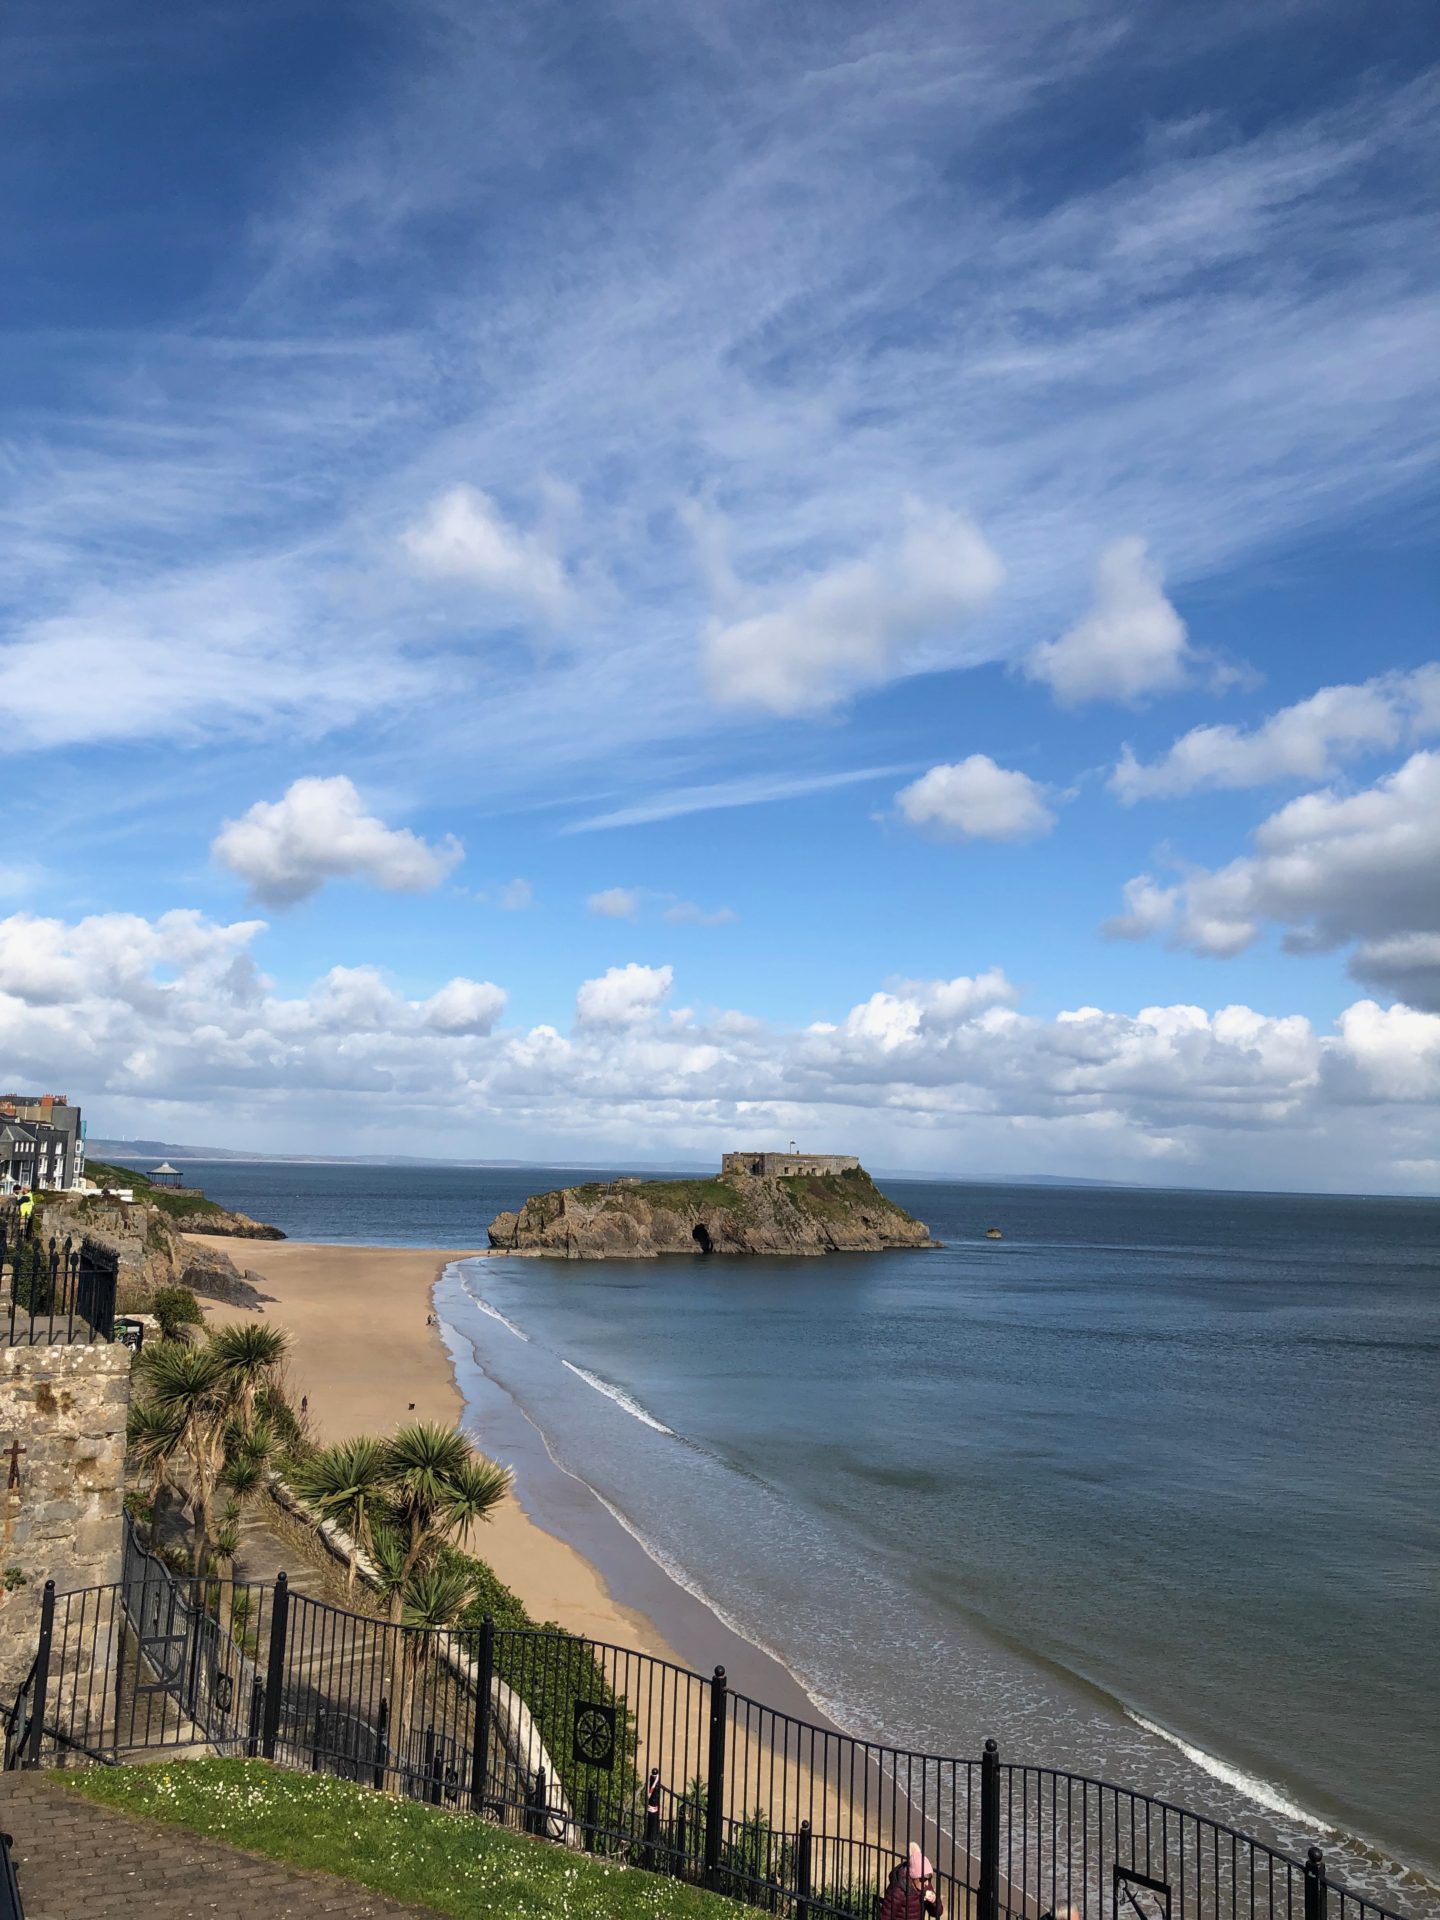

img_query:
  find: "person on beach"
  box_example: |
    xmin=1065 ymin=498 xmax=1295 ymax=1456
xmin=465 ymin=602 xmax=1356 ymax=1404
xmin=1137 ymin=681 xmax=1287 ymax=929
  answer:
xmin=879 ymin=1844 xmax=944 ymax=1920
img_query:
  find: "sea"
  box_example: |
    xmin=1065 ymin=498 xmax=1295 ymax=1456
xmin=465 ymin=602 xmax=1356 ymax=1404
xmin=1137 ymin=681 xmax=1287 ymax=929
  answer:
xmin=168 ymin=1160 xmax=1439 ymax=1908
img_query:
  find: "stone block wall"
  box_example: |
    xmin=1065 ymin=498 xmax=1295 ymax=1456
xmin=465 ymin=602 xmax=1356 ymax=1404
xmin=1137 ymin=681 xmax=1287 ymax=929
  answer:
xmin=0 ymin=1339 xmax=133 ymax=1696
xmin=721 ymin=1151 xmax=861 ymax=1177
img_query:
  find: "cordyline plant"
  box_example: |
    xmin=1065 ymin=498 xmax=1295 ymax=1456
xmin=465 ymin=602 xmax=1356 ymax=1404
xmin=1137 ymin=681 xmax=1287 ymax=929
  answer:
xmin=294 ymin=1422 xmax=512 ymax=1752
xmin=127 ymin=1322 xmax=290 ymax=1575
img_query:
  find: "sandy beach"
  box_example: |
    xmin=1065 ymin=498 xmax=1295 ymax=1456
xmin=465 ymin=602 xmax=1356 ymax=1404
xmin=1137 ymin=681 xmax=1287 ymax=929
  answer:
xmin=196 ymin=1237 xmax=683 ymax=1659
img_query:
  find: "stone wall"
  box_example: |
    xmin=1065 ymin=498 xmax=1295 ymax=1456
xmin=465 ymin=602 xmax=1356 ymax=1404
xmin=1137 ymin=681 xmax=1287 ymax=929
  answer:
xmin=0 ymin=1339 xmax=133 ymax=1696
xmin=721 ymin=1151 xmax=861 ymax=1178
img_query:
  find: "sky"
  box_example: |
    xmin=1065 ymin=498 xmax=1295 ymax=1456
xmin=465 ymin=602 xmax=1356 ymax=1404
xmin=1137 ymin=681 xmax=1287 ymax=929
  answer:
xmin=2 ymin=0 xmax=1437 ymax=1192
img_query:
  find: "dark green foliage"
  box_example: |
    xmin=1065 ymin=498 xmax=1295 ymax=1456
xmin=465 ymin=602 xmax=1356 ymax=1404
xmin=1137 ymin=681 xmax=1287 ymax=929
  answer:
xmin=776 ymin=1169 xmax=904 ymax=1220
xmin=150 ymin=1285 xmax=205 ymax=1340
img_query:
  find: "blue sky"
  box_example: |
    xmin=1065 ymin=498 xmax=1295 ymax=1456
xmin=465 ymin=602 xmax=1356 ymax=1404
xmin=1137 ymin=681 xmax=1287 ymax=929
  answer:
xmin=2 ymin=0 xmax=1437 ymax=1190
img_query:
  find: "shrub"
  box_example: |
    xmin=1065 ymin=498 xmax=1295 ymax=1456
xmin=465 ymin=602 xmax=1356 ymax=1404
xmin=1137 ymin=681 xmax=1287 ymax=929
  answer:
xmin=150 ymin=1285 xmax=205 ymax=1341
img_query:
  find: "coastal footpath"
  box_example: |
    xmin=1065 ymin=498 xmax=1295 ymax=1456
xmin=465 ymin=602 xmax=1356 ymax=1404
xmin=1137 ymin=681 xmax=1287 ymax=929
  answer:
xmin=488 ymin=1164 xmax=938 ymax=1258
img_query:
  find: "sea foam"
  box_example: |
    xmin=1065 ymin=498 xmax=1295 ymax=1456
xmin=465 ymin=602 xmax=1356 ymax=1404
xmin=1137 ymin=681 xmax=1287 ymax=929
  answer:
xmin=562 ymin=1360 xmax=674 ymax=1434
xmin=465 ymin=1287 xmax=530 ymax=1342
xmin=1123 ymin=1707 xmax=1320 ymax=1829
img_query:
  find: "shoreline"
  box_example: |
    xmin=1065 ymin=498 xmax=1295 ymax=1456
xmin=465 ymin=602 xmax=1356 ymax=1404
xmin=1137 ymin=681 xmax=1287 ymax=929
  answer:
xmin=194 ymin=1237 xmax=1438 ymax=1915
xmin=196 ymin=1236 xmax=842 ymax=1718
xmin=198 ymin=1238 xmax=679 ymax=1656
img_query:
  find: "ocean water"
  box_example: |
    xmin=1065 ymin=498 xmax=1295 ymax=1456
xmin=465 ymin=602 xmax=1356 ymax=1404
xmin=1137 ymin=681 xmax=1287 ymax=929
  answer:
xmin=173 ymin=1161 xmax=1439 ymax=1904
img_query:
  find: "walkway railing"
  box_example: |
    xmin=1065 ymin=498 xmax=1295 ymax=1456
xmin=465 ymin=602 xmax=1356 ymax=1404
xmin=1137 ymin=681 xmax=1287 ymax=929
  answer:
xmin=0 ymin=1216 xmax=118 ymax=1346
xmin=1 ymin=1570 xmax=1416 ymax=1920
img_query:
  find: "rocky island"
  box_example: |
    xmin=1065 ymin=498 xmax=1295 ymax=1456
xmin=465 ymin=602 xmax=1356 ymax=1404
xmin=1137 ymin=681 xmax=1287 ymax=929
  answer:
xmin=487 ymin=1152 xmax=938 ymax=1259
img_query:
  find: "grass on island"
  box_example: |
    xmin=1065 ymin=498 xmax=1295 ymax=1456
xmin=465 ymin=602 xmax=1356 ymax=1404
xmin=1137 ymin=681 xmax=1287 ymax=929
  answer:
xmin=81 ymin=1157 xmax=228 ymax=1223
xmin=775 ymin=1169 xmax=906 ymax=1220
xmin=57 ymin=1759 xmax=741 ymax=1920
xmin=570 ymin=1177 xmax=741 ymax=1212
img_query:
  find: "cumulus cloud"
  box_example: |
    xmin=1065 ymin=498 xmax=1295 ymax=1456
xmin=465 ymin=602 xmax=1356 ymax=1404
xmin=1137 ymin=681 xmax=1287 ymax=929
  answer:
xmin=2 ymin=907 xmax=1435 ymax=1190
xmin=587 ymin=887 xmax=639 ymax=919
xmin=703 ymin=505 xmax=1004 ymax=715
xmin=896 ymin=757 xmax=1055 ymax=842
xmin=213 ymin=776 xmax=463 ymax=907
xmin=400 ymin=485 xmax=571 ymax=616
xmin=575 ymin=961 xmax=673 ymax=1027
xmin=499 ymin=879 xmax=534 ymax=911
xmin=423 ymin=977 xmax=507 ymax=1035
xmin=1112 ymin=665 xmax=1440 ymax=801
xmin=1026 ymin=538 xmax=1191 ymax=706
xmin=1110 ymin=751 xmax=1440 ymax=1005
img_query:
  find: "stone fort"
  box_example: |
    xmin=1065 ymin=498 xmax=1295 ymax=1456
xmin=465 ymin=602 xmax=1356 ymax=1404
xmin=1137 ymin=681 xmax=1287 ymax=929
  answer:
xmin=722 ymin=1150 xmax=860 ymax=1178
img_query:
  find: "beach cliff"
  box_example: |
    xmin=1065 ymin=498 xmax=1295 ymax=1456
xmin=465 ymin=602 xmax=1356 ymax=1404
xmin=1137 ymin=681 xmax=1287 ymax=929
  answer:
xmin=487 ymin=1166 xmax=938 ymax=1259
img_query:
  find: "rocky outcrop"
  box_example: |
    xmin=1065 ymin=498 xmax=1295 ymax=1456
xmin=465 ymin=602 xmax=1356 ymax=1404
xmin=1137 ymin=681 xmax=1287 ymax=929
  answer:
xmin=184 ymin=1207 xmax=285 ymax=1241
xmin=31 ymin=1196 xmax=273 ymax=1309
xmin=488 ymin=1167 xmax=937 ymax=1259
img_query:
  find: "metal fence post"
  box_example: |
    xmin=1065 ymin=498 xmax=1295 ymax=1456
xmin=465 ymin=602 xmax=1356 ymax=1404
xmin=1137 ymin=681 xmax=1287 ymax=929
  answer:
xmin=796 ymin=1818 xmax=813 ymax=1920
xmin=703 ymin=1664 xmax=728 ymax=1888
xmin=373 ymin=1698 xmax=390 ymax=1791
xmin=1305 ymin=1848 xmax=1327 ymax=1920
xmin=582 ymin=1786 xmax=599 ymax=1852
xmin=979 ymin=1737 xmax=1000 ymax=1920
xmin=260 ymin=1572 xmax=289 ymax=1760
xmin=246 ymin=1677 xmax=264 ymax=1758
xmin=24 ymin=1582 xmax=56 ymax=1768
xmin=468 ymin=1615 xmax=494 ymax=1814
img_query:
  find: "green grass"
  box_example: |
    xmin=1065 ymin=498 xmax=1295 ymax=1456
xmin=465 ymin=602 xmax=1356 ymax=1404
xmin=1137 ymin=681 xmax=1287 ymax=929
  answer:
xmin=776 ymin=1170 xmax=905 ymax=1220
xmin=84 ymin=1158 xmax=226 ymax=1222
xmin=627 ymin=1179 xmax=739 ymax=1212
xmin=57 ymin=1759 xmax=741 ymax=1919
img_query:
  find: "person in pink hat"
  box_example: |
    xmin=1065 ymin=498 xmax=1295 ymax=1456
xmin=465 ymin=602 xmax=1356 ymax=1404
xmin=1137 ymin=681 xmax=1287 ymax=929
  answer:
xmin=879 ymin=1841 xmax=945 ymax=1919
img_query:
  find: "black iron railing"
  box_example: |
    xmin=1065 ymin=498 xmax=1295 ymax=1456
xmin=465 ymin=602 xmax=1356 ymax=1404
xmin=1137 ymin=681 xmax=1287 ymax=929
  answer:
xmin=2 ymin=1568 xmax=1420 ymax=1920
xmin=0 ymin=1826 xmax=23 ymax=1920
xmin=1 ymin=1215 xmax=118 ymax=1345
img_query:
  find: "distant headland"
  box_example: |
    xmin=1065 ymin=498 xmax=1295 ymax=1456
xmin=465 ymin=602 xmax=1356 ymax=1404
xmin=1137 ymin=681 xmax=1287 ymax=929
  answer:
xmin=487 ymin=1151 xmax=939 ymax=1258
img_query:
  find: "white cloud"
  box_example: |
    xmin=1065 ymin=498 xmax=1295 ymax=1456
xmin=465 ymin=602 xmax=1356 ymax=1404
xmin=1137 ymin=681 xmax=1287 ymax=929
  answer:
xmin=2 ymin=906 xmax=1435 ymax=1191
xmin=703 ymin=506 xmax=1004 ymax=716
xmin=896 ymin=757 xmax=1055 ymax=842
xmin=1331 ymin=999 xmax=1440 ymax=1104
xmin=423 ymin=977 xmax=507 ymax=1035
xmin=499 ymin=879 xmax=534 ymax=911
xmin=1112 ymin=666 xmax=1440 ymax=801
xmin=663 ymin=901 xmax=737 ymax=926
xmin=1026 ymin=538 xmax=1191 ymax=706
xmin=587 ymin=887 xmax=639 ymax=920
xmin=400 ymin=485 xmax=571 ymax=617
xmin=213 ymin=776 xmax=463 ymax=907
xmin=1103 ymin=874 xmax=1181 ymax=942
xmin=575 ymin=962 xmax=673 ymax=1027
xmin=1111 ymin=751 xmax=1440 ymax=1005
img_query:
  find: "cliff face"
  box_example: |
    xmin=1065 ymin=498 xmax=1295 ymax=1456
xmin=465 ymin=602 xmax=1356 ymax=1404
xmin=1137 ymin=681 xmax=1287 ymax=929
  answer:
xmin=35 ymin=1195 xmax=276 ymax=1307
xmin=488 ymin=1168 xmax=937 ymax=1259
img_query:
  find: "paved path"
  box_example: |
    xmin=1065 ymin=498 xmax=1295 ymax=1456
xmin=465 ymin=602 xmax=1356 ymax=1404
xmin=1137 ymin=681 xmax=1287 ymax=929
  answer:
xmin=0 ymin=1776 xmax=446 ymax=1920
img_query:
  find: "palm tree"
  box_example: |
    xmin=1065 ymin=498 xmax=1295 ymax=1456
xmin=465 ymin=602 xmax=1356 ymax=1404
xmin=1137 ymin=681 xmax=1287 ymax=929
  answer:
xmin=135 ymin=1324 xmax=289 ymax=1574
xmin=382 ymin=1424 xmax=511 ymax=1625
xmin=136 ymin=1341 xmax=231 ymax=1573
xmin=209 ymin=1323 xmax=288 ymax=1426
xmin=393 ymin=1560 xmax=478 ymax=1780
xmin=126 ymin=1400 xmax=186 ymax=1542
xmin=292 ymin=1434 xmax=390 ymax=1592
